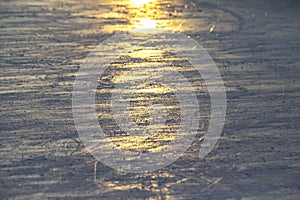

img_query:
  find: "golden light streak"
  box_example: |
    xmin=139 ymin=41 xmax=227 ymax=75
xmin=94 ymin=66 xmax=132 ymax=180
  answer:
xmin=133 ymin=18 xmax=157 ymax=30
xmin=130 ymin=0 xmax=153 ymax=7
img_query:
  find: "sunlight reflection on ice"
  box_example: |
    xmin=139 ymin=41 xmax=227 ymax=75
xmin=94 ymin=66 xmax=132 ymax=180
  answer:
xmin=130 ymin=0 xmax=154 ymax=7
